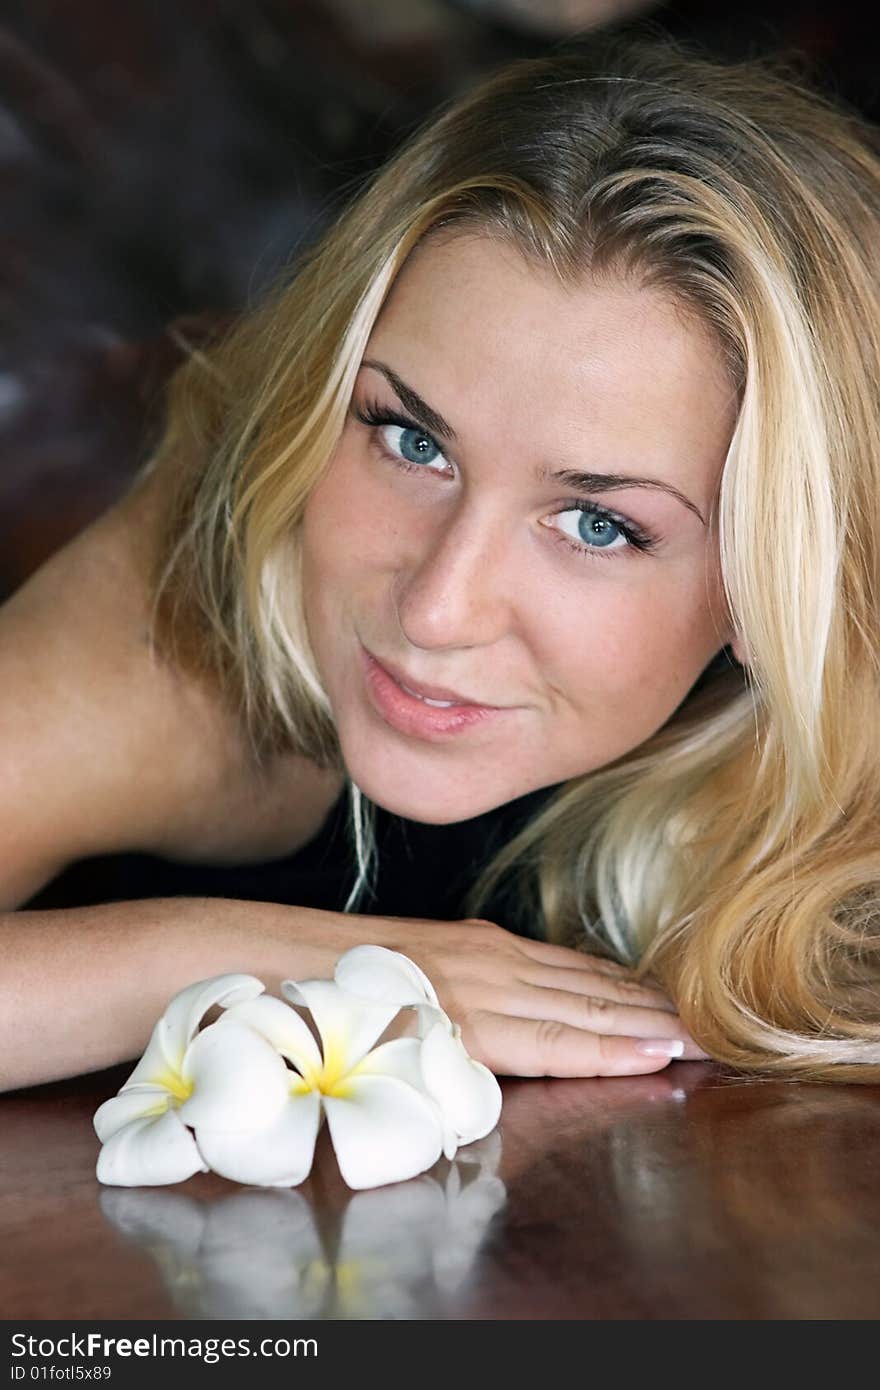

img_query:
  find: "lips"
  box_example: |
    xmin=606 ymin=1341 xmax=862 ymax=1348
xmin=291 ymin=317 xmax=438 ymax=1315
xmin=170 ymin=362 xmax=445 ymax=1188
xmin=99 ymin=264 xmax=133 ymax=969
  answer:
xmin=365 ymin=648 xmax=498 ymax=709
xmin=360 ymin=645 xmax=511 ymax=741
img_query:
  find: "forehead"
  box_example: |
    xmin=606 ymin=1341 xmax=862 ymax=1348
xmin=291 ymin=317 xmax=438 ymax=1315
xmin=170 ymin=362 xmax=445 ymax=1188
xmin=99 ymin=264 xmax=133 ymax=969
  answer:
xmin=365 ymin=230 xmax=738 ymax=511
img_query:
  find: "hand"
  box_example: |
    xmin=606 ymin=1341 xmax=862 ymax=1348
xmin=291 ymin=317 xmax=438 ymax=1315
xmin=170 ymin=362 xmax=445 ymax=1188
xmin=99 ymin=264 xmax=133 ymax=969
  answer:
xmin=367 ymin=915 xmax=710 ymax=1078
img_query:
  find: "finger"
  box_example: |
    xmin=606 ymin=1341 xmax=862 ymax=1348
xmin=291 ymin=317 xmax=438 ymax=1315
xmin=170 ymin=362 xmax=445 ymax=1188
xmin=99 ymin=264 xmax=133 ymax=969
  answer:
xmin=504 ymin=987 xmax=707 ymax=1059
xmin=517 ymin=939 xmax=628 ymax=973
xmin=514 ymin=937 xmax=633 ymax=972
xmin=515 ymin=938 xmax=670 ymax=995
xmin=524 ymin=963 xmax=677 ymax=1012
xmin=464 ymin=1011 xmax=688 ymax=1078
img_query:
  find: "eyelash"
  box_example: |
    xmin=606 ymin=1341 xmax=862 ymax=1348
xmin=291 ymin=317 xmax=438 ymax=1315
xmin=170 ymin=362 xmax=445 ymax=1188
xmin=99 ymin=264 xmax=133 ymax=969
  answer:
xmin=352 ymin=399 xmax=661 ymax=560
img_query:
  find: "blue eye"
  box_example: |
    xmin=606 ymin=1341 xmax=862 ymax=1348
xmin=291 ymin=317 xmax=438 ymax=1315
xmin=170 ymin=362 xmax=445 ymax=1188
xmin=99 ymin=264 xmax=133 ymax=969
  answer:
xmin=555 ymin=507 xmax=628 ymax=552
xmin=354 ymin=402 xmax=449 ymax=473
xmin=582 ymin=513 xmax=621 ymax=547
xmin=388 ymin=424 xmax=443 ymax=468
xmin=353 ymin=398 xmax=660 ymax=560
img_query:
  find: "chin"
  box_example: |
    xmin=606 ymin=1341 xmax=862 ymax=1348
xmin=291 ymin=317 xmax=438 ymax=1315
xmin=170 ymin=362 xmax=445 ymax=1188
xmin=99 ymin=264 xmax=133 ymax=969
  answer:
xmin=365 ymin=788 xmax=493 ymax=825
xmin=349 ymin=764 xmax=509 ymax=825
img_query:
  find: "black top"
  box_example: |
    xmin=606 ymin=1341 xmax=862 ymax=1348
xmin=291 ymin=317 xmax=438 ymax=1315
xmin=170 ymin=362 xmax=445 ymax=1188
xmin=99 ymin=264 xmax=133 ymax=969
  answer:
xmin=23 ymin=781 xmax=560 ymax=935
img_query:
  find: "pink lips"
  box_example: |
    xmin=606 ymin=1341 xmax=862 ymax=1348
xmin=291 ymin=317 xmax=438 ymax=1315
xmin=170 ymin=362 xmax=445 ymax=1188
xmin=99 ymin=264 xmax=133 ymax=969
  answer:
xmin=360 ymin=646 xmax=512 ymax=741
xmin=369 ymin=652 xmax=498 ymax=708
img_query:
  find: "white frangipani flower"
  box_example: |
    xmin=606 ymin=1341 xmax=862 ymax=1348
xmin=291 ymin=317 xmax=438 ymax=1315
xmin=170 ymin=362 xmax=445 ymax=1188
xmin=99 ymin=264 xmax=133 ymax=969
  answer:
xmin=94 ymin=974 xmax=290 ymax=1186
xmin=210 ymin=982 xmax=444 ymax=1190
xmin=94 ymin=948 xmax=503 ymax=1192
xmin=333 ymin=945 xmax=503 ymax=1158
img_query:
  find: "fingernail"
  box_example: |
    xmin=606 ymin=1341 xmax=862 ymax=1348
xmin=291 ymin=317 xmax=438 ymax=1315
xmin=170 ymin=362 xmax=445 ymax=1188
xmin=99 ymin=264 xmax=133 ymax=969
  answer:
xmin=636 ymin=1039 xmax=685 ymax=1058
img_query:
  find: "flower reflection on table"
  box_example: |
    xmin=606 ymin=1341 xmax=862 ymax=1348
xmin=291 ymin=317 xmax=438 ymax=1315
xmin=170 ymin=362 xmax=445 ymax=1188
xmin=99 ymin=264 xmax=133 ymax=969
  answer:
xmin=98 ymin=1133 xmax=505 ymax=1319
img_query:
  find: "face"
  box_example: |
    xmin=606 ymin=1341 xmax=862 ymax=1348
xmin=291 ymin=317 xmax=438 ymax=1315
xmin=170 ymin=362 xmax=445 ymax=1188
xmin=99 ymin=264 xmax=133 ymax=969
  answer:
xmin=300 ymin=231 xmax=741 ymax=824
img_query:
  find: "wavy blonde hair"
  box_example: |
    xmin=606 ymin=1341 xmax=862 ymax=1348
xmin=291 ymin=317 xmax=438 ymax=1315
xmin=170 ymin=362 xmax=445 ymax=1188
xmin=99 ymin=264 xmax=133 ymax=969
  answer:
xmin=142 ymin=33 xmax=880 ymax=1081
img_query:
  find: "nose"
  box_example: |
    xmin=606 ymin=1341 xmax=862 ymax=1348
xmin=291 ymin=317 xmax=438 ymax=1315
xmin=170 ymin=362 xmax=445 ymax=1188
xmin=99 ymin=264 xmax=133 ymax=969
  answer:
xmin=393 ymin=499 xmax=514 ymax=652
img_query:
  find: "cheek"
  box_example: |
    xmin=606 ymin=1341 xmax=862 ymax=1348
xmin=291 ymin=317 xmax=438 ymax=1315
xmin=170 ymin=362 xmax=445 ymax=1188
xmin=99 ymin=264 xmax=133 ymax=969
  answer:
xmin=300 ymin=468 xmax=350 ymax=643
xmin=301 ymin=443 xmax=395 ymax=585
xmin=545 ymin=577 xmax=720 ymax=720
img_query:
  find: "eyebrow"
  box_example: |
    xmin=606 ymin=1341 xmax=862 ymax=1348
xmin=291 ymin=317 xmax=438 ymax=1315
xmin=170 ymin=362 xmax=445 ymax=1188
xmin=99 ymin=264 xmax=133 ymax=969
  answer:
xmin=360 ymin=358 xmax=707 ymax=527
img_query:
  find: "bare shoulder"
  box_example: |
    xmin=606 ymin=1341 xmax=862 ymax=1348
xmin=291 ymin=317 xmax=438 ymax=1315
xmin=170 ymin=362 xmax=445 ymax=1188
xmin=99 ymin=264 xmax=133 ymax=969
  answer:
xmin=0 ymin=466 xmax=344 ymax=908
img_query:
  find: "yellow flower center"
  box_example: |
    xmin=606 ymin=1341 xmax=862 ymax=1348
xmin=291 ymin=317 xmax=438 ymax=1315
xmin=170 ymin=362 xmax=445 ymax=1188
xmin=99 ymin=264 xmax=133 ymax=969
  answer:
xmin=290 ymin=1038 xmax=355 ymax=1099
xmin=154 ymin=1069 xmax=195 ymax=1103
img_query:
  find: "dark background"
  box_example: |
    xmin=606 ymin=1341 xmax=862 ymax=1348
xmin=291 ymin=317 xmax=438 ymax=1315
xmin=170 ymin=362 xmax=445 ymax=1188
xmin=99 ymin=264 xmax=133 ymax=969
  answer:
xmin=3 ymin=0 xmax=877 ymax=922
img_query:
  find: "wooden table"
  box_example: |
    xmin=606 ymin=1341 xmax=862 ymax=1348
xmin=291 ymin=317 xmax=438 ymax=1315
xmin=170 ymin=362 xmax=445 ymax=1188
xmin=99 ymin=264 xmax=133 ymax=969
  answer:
xmin=3 ymin=1060 xmax=880 ymax=1320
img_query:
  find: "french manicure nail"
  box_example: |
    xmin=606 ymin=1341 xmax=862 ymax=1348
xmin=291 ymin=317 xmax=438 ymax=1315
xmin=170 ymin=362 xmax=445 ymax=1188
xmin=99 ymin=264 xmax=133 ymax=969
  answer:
xmin=636 ymin=1039 xmax=685 ymax=1058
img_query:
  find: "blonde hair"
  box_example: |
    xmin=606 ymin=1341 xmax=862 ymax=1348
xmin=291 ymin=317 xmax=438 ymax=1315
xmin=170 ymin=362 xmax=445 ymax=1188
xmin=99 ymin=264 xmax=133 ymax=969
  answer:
xmin=142 ymin=33 xmax=880 ymax=1081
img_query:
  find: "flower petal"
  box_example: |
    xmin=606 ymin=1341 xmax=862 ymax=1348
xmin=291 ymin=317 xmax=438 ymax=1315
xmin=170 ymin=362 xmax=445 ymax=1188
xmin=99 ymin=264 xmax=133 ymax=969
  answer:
xmin=414 ymin=1002 xmax=453 ymax=1040
xmin=351 ymin=1036 xmax=425 ymax=1089
xmin=96 ymin=1109 xmax=208 ymax=1187
xmin=419 ymin=1020 xmax=502 ymax=1147
xmin=281 ymin=978 xmax=398 ymax=1075
xmin=323 ymin=1074 xmax=443 ymax=1190
xmin=122 ymin=974 xmax=265 ymax=1090
xmin=353 ymin=1029 xmax=455 ymax=1161
xmin=348 ymin=1037 xmax=460 ymax=1158
xmin=333 ymin=945 xmax=452 ymax=1040
xmin=196 ymin=1092 xmax=322 ymax=1187
xmin=178 ymin=1020 xmax=290 ymax=1132
xmin=334 ymin=944 xmax=441 ymax=1009
xmin=94 ymin=1086 xmax=169 ymax=1143
xmin=219 ymin=995 xmax=323 ymax=1080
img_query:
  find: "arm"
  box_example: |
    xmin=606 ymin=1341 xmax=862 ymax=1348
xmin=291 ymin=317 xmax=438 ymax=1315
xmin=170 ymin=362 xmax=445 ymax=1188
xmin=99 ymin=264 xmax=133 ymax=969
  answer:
xmin=0 ymin=895 xmax=707 ymax=1092
xmin=0 ymin=896 xmax=359 ymax=1090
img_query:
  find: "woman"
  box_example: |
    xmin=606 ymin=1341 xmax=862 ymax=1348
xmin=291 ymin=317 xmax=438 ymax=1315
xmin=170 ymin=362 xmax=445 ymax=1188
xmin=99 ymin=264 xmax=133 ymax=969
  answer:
xmin=2 ymin=33 xmax=878 ymax=1092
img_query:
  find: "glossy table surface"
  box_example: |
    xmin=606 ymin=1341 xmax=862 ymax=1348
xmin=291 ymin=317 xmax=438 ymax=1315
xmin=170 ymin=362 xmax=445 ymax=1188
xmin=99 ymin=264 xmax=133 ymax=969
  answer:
xmin=4 ymin=1061 xmax=880 ymax=1320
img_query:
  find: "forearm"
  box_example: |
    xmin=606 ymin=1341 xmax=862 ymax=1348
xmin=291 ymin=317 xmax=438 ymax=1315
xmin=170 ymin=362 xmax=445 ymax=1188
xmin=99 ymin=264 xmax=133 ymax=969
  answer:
xmin=0 ymin=896 xmax=395 ymax=1092
xmin=1 ymin=896 xmax=708 ymax=1093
